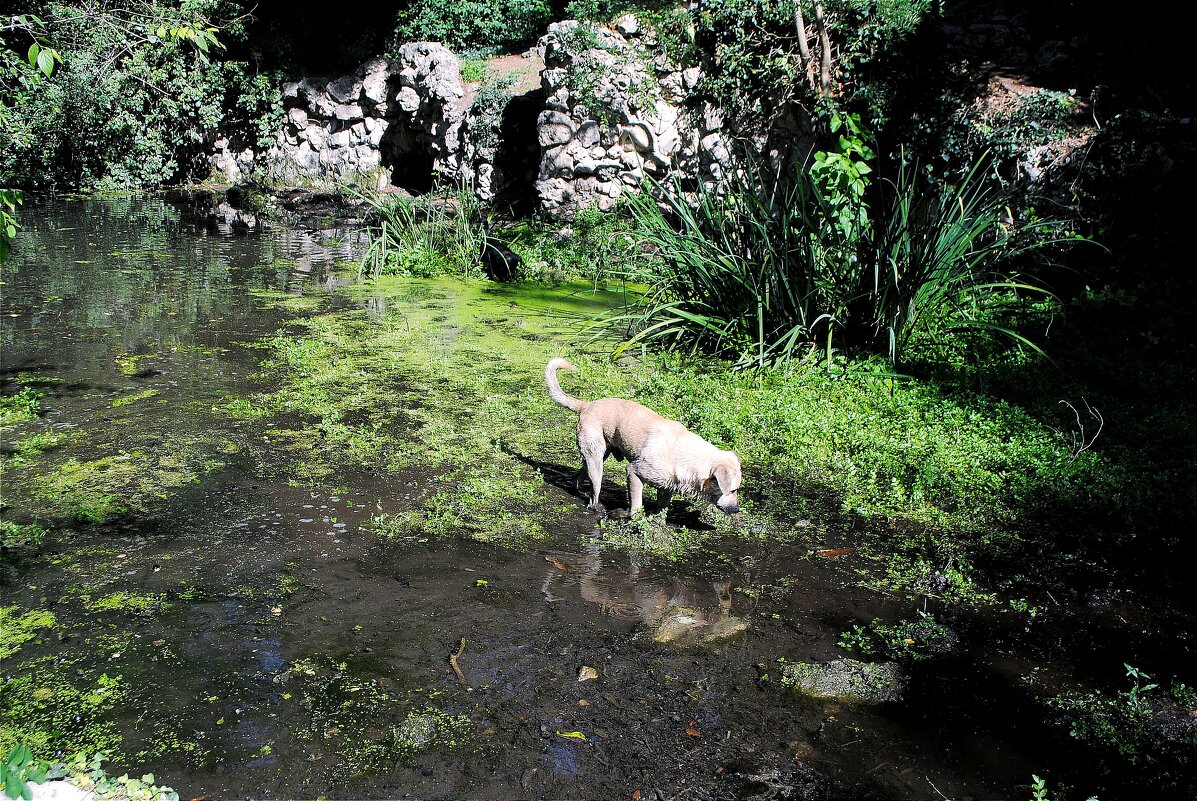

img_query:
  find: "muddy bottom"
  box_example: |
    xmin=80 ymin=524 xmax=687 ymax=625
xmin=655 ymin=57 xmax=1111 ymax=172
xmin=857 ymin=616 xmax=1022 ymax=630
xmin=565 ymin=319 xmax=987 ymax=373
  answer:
xmin=19 ymin=474 xmax=1030 ymax=800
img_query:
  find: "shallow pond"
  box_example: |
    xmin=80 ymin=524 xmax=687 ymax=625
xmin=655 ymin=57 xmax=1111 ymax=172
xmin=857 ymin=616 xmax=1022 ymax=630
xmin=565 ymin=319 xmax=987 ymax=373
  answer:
xmin=0 ymin=197 xmax=1095 ymax=799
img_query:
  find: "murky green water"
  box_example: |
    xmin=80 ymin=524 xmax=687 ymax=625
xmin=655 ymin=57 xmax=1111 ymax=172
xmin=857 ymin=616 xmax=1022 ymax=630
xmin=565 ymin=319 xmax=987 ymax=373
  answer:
xmin=1 ymin=197 xmax=1043 ymax=799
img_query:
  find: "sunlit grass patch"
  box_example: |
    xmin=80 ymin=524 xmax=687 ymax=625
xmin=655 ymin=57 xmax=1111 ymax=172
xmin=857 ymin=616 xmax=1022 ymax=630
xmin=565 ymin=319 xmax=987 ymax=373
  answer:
xmin=0 ymin=385 xmax=43 ymax=425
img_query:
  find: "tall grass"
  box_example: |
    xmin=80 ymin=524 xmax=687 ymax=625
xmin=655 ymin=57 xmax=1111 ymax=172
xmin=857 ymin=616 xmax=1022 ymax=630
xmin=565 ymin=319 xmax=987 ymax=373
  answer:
xmin=610 ymin=151 xmax=1065 ymax=368
xmin=615 ymin=158 xmax=828 ymax=367
xmin=356 ymin=188 xmax=487 ymax=280
xmin=869 ymin=158 xmax=1059 ymax=363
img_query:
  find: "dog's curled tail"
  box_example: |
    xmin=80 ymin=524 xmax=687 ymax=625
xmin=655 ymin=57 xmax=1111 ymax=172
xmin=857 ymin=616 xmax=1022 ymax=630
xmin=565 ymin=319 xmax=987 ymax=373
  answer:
xmin=545 ymin=358 xmax=586 ymax=413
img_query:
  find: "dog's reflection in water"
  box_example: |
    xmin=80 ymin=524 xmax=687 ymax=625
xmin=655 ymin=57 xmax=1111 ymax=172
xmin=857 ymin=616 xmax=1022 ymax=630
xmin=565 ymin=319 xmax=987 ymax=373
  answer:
xmin=541 ymin=544 xmax=750 ymax=646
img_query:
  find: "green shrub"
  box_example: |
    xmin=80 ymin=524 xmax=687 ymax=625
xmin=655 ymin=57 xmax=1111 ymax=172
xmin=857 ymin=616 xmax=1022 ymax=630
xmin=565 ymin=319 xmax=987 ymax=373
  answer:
xmin=0 ymin=1 xmax=283 ymax=190
xmin=693 ymin=0 xmax=934 ymax=126
xmin=613 ymin=146 xmax=1067 ymax=368
xmin=389 ymin=0 xmax=552 ymax=55
xmin=356 ymin=189 xmax=488 ymax=279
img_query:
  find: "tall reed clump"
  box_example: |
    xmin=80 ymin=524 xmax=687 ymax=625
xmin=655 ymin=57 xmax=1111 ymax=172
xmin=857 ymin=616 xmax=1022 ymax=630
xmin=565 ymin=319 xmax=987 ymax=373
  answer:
xmin=867 ymin=158 xmax=1065 ymax=364
xmin=357 ymin=188 xmax=487 ymax=280
xmin=613 ymin=157 xmax=827 ymax=366
xmin=613 ymin=148 xmax=1069 ymax=369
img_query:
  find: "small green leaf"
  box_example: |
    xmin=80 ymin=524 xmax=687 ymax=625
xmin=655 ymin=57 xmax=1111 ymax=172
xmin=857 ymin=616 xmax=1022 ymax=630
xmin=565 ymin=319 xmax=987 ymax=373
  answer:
xmin=26 ymin=42 xmax=39 ymax=68
xmin=37 ymin=50 xmax=54 ymax=78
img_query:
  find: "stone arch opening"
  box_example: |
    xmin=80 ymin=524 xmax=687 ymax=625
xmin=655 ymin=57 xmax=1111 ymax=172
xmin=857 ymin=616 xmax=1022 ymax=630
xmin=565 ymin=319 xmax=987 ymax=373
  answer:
xmin=381 ymin=119 xmax=437 ymax=195
xmin=492 ymin=89 xmax=546 ymax=216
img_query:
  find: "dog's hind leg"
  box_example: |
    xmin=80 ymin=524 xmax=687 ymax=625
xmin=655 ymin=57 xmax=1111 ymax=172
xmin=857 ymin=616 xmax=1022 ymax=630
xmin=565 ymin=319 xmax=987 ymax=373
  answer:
xmin=626 ymin=464 xmax=646 ymax=515
xmin=654 ymin=488 xmax=673 ymax=513
xmin=578 ymin=429 xmax=606 ymax=512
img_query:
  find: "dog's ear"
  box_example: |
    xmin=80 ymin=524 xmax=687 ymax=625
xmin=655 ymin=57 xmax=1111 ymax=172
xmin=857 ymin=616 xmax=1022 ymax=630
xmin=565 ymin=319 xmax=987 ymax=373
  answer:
xmin=713 ymin=459 xmax=739 ymax=492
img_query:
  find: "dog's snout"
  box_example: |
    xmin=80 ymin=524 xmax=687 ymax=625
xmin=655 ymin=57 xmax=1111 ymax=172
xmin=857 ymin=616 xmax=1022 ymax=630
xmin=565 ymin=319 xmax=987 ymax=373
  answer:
xmin=717 ymin=497 xmax=739 ymax=515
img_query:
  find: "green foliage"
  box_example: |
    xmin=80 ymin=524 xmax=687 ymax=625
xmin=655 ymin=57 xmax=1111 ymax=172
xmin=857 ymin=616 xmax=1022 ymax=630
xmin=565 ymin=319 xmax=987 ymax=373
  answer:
xmin=614 ymin=147 xmax=1068 ymax=367
xmin=1 ymin=746 xmax=48 ymax=801
xmin=0 ymin=1 xmax=282 ymax=190
xmin=693 ymin=0 xmax=933 ymax=126
xmin=0 ymin=667 xmax=127 ymax=759
xmin=0 ymin=522 xmax=47 ymax=553
xmin=0 ymin=386 xmax=43 ymax=425
xmin=58 ymin=753 xmax=179 ymax=801
xmin=615 ymin=156 xmax=825 ymax=367
xmin=506 ymin=203 xmax=637 ymax=281
xmin=962 ymin=88 xmax=1085 ymax=182
xmin=810 ymin=112 xmax=875 ymax=242
xmin=0 ymin=188 xmax=23 ymax=262
xmin=389 ymin=0 xmax=552 ymax=55
xmin=468 ymin=74 xmax=517 ymax=158
xmin=838 ymin=610 xmax=956 ymax=662
xmin=356 ymin=189 xmax=488 ymax=279
xmin=1046 ymin=663 xmax=1196 ymax=770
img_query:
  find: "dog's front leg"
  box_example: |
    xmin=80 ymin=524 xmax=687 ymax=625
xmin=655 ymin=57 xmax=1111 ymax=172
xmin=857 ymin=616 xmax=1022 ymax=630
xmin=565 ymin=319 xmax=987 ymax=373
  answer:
xmin=626 ymin=464 xmax=645 ymax=515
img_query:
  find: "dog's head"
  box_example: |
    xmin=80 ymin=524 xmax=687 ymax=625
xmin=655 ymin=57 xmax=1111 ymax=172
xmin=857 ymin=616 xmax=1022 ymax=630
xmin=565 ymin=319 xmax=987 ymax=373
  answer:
xmin=705 ymin=451 xmax=742 ymax=515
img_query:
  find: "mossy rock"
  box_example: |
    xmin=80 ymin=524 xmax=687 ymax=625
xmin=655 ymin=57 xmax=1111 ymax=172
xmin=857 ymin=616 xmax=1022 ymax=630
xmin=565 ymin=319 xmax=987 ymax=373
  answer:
xmin=780 ymin=658 xmax=906 ymax=704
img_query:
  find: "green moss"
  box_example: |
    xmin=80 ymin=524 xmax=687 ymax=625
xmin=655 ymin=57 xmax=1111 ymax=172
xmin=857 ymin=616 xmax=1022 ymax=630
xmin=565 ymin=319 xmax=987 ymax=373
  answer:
xmin=114 ymin=353 xmax=156 ymax=376
xmin=82 ymin=592 xmax=171 ymax=618
xmin=111 ymin=389 xmax=160 ymax=408
xmin=0 ymin=606 xmax=57 ymax=659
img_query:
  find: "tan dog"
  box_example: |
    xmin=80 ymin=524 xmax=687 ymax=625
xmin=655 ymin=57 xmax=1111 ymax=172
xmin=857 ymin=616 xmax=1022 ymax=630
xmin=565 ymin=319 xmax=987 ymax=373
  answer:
xmin=545 ymin=358 xmax=741 ymax=516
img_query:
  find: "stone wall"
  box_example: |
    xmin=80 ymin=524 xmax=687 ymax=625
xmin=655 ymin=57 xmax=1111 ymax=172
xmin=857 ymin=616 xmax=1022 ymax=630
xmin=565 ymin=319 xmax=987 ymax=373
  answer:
xmin=208 ymin=15 xmax=729 ymax=218
xmin=211 ymin=44 xmax=471 ymax=191
xmin=532 ymin=17 xmax=728 ymax=217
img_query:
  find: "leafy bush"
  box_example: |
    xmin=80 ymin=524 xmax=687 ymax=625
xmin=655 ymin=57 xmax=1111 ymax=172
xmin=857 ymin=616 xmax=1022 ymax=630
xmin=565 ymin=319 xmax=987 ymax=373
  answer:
xmin=389 ymin=0 xmax=552 ymax=55
xmin=0 ymin=1 xmax=283 ymax=190
xmin=693 ymin=0 xmax=934 ymax=126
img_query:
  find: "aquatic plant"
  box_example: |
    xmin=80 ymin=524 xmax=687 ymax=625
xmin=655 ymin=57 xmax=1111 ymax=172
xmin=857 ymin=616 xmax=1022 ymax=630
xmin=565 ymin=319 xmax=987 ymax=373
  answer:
xmin=0 ymin=745 xmax=48 ymax=801
xmin=356 ymin=188 xmax=489 ymax=280
xmin=613 ymin=149 xmax=1070 ymax=369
